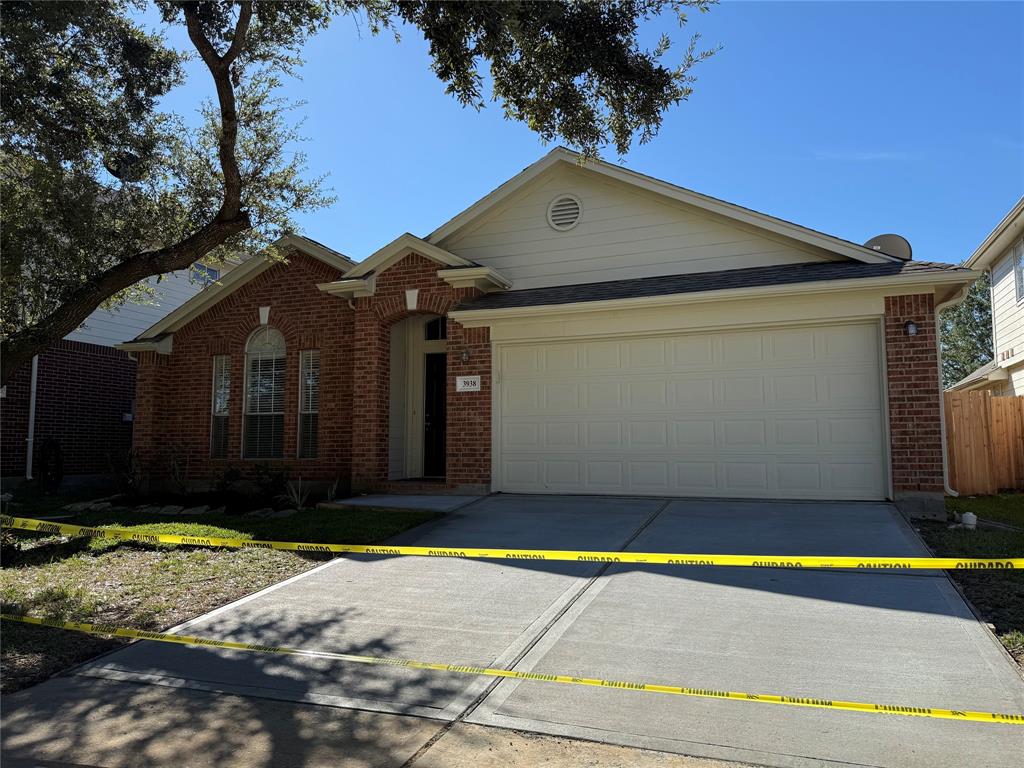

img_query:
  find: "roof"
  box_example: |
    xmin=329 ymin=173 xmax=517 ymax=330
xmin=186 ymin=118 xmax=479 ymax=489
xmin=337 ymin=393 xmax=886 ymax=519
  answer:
xmin=428 ymin=147 xmax=901 ymax=266
xmin=344 ymin=233 xmax=476 ymax=278
xmin=963 ymin=197 xmax=1024 ymax=270
xmin=948 ymin=360 xmax=1007 ymax=391
xmin=458 ymin=260 xmax=973 ymax=312
xmin=119 ymin=234 xmax=356 ymax=348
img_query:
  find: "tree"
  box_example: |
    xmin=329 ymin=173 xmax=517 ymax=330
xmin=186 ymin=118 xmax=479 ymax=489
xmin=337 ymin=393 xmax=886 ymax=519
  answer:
xmin=940 ymin=272 xmax=993 ymax=388
xmin=1 ymin=0 xmax=715 ymax=383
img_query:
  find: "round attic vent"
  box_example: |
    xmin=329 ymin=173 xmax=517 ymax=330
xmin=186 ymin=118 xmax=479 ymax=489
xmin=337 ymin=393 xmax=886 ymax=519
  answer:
xmin=547 ymin=194 xmax=582 ymax=231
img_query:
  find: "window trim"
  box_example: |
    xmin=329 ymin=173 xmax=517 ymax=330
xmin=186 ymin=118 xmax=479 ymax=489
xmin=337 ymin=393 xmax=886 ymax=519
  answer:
xmin=297 ymin=349 xmax=320 ymax=459
xmin=210 ymin=355 xmax=231 ymax=458
xmin=242 ymin=327 xmax=286 ymax=460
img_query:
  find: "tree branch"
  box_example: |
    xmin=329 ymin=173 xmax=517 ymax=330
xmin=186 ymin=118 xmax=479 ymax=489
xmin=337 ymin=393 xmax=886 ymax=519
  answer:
xmin=183 ymin=1 xmax=251 ymax=218
xmin=1 ymin=2 xmax=257 ymax=383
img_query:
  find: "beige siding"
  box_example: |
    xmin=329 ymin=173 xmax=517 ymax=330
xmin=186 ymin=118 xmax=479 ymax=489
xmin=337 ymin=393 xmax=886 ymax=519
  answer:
xmin=441 ymin=164 xmax=835 ymax=290
xmin=991 ymin=240 xmax=1024 ymax=361
xmin=65 ymin=269 xmax=205 ymax=347
xmin=1001 ymin=363 xmax=1024 ymax=396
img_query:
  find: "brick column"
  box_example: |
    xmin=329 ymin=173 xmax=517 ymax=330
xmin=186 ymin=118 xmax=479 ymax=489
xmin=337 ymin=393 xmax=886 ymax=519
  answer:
xmin=447 ymin=322 xmax=492 ymax=492
xmin=350 ymin=303 xmax=389 ymax=491
xmin=132 ymin=350 xmax=168 ymax=487
xmin=884 ymin=294 xmax=945 ymax=518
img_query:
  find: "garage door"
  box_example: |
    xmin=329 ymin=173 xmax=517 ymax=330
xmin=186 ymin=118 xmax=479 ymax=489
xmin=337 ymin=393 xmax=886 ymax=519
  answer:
xmin=496 ymin=322 xmax=886 ymax=499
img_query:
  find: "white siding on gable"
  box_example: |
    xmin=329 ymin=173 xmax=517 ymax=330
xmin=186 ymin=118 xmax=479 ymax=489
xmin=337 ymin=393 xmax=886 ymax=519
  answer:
xmin=990 ymin=239 xmax=1024 ymax=362
xmin=66 ymin=269 xmax=206 ymax=347
xmin=440 ymin=164 xmax=836 ymax=290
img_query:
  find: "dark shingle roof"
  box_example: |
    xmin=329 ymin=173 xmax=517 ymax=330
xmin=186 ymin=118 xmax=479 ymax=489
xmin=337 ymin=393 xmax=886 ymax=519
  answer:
xmin=460 ymin=260 xmax=969 ymax=312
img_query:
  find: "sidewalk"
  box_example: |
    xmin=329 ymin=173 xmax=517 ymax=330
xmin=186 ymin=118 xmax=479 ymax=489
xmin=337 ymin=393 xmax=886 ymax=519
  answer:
xmin=1 ymin=677 xmax=737 ymax=768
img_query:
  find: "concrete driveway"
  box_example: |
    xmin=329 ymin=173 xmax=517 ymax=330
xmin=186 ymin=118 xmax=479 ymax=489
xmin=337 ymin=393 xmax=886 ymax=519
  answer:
xmin=4 ymin=496 xmax=1023 ymax=768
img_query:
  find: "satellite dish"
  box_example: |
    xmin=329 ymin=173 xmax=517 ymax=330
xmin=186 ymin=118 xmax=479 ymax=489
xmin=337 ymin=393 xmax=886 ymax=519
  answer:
xmin=863 ymin=233 xmax=912 ymax=261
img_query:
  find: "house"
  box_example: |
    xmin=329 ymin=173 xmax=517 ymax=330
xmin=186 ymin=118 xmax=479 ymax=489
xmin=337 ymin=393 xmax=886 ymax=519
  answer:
xmin=948 ymin=197 xmax=1024 ymax=394
xmin=0 ymin=263 xmax=229 ymax=487
xmin=119 ymin=150 xmax=978 ymax=517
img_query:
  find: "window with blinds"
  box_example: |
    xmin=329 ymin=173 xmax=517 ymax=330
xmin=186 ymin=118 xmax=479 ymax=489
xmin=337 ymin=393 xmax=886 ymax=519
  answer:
xmin=244 ymin=327 xmax=285 ymax=459
xmin=298 ymin=349 xmax=320 ymax=458
xmin=210 ymin=355 xmax=230 ymax=458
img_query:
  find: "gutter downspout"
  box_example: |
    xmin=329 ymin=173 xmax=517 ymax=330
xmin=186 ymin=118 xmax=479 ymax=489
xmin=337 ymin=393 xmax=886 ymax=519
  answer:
xmin=936 ymin=286 xmax=971 ymax=498
xmin=25 ymin=355 xmax=38 ymax=481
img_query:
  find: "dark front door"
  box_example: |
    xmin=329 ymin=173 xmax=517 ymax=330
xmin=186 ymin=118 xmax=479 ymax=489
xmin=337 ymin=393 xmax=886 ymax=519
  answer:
xmin=423 ymin=353 xmax=447 ymax=477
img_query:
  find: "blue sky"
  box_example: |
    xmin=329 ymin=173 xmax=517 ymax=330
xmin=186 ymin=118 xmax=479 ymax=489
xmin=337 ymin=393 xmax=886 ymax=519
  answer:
xmin=155 ymin=1 xmax=1023 ymax=265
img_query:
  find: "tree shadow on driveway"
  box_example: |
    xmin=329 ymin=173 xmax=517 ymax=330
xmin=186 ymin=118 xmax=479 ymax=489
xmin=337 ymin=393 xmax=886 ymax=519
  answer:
xmin=0 ymin=607 xmax=450 ymax=768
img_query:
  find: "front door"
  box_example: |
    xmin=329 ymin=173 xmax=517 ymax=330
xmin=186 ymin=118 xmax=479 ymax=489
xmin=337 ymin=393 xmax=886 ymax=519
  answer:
xmin=423 ymin=352 xmax=447 ymax=477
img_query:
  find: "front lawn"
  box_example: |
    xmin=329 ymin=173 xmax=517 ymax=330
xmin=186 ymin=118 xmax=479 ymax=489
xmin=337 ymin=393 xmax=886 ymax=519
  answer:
xmin=0 ymin=506 xmax=441 ymax=693
xmin=916 ymin=520 xmax=1024 ymax=667
xmin=946 ymin=493 xmax=1024 ymax=528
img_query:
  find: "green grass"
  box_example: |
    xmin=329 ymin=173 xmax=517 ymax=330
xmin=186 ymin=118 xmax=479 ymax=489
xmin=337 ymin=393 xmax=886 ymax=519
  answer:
xmin=916 ymin=522 xmax=1024 ymax=665
xmin=1 ymin=506 xmax=441 ymax=693
xmin=67 ymin=507 xmax=439 ymax=545
xmin=946 ymin=493 xmax=1024 ymax=528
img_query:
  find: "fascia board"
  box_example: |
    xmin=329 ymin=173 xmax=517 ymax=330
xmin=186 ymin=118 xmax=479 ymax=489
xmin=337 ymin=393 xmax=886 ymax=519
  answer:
xmin=437 ymin=266 xmax=512 ymax=292
xmin=450 ymin=270 xmax=979 ymax=325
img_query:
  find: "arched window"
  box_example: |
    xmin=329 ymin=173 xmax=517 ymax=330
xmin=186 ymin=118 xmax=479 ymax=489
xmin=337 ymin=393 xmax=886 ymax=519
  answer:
xmin=244 ymin=327 xmax=285 ymax=458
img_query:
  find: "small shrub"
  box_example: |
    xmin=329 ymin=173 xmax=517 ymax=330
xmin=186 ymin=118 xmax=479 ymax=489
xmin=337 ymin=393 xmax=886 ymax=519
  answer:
xmin=1 ymin=530 xmax=22 ymax=566
xmin=280 ymin=478 xmax=311 ymax=510
xmin=107 ymin=448 xmax=144 ymax=497
xmin=251 ymin=463 xmax=288 ymax=504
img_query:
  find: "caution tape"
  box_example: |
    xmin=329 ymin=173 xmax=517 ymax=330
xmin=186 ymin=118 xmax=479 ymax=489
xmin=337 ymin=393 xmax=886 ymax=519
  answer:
xmin=2 ymin=515 xmax=1020 ymax=570
xmin=2 ymin=614 xmax=1020 ymax=725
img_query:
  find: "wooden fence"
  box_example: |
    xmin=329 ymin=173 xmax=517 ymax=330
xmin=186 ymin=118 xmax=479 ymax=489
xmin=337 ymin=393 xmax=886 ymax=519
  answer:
xmin=944 ymin=390 xmax=1024 ymax=495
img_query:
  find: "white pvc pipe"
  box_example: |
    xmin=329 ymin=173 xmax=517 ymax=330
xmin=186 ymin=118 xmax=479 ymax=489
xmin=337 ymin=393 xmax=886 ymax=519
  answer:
xmin=25 ymin=355 xmax=38 ymax=480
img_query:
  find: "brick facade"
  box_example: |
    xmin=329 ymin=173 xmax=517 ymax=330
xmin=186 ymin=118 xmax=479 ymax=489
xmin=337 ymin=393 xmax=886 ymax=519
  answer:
xmin=123 ymin=250 xmax=948 ymax=503
xmin=883 ymin=293 xmax=945 ymax=495
xmin=133 ymin=251 xmax=353 ymax=488
xmin=349 ymin=253 xmax=490 ymax=492
xmin=1 ymin=340 xmax=135 ymax=479
xmin=132 ymin=250 xmax=492 ymax=494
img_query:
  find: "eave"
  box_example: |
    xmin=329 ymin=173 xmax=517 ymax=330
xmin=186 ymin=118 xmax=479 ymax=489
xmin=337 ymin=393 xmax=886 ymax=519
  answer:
xmin=317 ymin=276 xmax=376 ymax=299
xmin=437 ymin=266 xmax=511 ymax=293
xmin=344 ymin=233 xmax=474 ymax=278
xmin=450 ymin=270 xmax=979 ymax=325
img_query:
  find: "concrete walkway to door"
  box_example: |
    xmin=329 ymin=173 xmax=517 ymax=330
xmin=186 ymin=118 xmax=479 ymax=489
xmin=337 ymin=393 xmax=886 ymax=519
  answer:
xmin=3 ymin=496 xmax=1023 ymax=768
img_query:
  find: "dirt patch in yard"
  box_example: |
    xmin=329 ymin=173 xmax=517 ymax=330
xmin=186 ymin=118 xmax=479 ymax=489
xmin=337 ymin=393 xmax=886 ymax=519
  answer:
xmin=1 ymin=507 xmax=441 ymax=693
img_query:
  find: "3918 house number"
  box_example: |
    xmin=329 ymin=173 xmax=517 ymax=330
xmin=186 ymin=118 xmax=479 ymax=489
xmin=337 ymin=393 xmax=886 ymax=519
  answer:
xmin=455 ymin=376 xmax=481 ymax=392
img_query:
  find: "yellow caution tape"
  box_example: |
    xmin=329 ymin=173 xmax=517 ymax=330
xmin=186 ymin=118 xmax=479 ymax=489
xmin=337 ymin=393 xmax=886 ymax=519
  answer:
xmin=2 ymin=614 xmax=1021 ymax=725
xmin=2 ymin=515 xmax=1020 ymax=570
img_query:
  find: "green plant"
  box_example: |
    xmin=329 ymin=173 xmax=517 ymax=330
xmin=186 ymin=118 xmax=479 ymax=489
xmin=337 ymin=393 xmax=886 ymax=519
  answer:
xmin=107 ymin=448 xmax=144 ymax=496
xmin=251 ymin=463 xmax=288 ymax=502
xmin=1 ymin=529 xmax=21 ymax=566
xmin=212 ymin=466 xmax=243 ymax=493
xmin=280 ymin=478 xmax=311 ymax=510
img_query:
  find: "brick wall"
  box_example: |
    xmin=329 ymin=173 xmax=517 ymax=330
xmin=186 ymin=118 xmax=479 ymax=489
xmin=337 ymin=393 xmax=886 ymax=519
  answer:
xmin=134 ymin=251 xmax=353 ymax=487
xmin=350 ymin=252 xmax=490 ymax=491
xmin=1 ymin=340 xmax=136 ymax=478
xmin=884 ymin=294 xmax=944 ymax=494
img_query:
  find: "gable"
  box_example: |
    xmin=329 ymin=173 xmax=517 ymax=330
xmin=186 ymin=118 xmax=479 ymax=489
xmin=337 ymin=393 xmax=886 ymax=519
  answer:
xmin=437 ymin=161 xmax=842 ymax=291
xmin=119 ymin=235 xmax=354 ymax=348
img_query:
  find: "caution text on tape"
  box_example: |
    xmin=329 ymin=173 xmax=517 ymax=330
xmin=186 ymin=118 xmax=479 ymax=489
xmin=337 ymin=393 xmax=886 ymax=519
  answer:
xmin=3 ymin=516 xmax=1021 ymax=570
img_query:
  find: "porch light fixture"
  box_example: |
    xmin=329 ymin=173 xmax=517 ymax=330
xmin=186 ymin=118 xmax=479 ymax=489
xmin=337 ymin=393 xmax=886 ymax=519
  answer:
xmin=460 ymin=350 xmax=470 ymax=363
xmin=904 ymin=320 xmax=918 ymax=336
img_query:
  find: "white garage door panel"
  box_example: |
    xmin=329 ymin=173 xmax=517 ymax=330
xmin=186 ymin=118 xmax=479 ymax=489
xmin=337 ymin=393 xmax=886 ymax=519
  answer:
xmin=497 ymin=324 xmax=886 ymax=499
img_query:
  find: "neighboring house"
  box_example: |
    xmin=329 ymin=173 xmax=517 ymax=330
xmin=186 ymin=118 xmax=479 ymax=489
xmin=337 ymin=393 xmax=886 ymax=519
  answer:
xmin=0 ymin=263 xmax=230 ymax=485
xmin=120 ymin=150 xmax=977 ymax=516
xmin=949 ymin=198 xmax=1024 ymax=394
